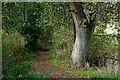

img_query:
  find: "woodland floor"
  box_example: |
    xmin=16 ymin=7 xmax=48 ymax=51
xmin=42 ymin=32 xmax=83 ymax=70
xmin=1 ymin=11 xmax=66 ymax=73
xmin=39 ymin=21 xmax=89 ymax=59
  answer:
xmin=33 ymin=50 xmax=90 ymax=78
xmin=32 ymin=41 xmax=88 ymax=78
xmin=33 ymin=51 xmax=68 ymax=78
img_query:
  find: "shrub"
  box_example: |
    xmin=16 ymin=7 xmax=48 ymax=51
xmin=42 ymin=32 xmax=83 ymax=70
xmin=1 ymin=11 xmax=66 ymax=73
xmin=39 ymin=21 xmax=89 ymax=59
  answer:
xmin=88 ymin=35 xmax=118 ymax=68
xmin=2 ymin=30 xmax=38 ymax=79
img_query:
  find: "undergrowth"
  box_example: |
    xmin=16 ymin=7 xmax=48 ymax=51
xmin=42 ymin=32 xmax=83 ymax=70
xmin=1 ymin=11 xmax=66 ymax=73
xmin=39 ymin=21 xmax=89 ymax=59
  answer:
xmin=48 ymin=46 xmax=119 ymax=78
xmin=2 ymin=30 xmax=41 ymax=79
xmin=67 ymin=68 xmax=119 ymax=79
xmin=49 ymin=49 xmax=70 ymax=67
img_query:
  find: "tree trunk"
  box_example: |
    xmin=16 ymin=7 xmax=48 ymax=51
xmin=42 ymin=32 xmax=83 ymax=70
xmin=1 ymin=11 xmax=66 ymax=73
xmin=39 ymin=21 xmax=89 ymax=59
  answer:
xmin=69 ymin=2 xmax=95 ymax=68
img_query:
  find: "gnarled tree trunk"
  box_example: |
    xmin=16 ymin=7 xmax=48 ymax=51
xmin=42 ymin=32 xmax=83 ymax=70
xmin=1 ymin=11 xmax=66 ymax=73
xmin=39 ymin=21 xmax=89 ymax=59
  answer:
xmin=69 ymin=2 xmax=95 ymax=68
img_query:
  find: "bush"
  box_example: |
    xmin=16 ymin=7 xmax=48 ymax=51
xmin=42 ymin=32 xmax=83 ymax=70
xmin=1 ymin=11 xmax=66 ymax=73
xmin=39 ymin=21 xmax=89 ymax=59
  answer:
xmin=2 ymin=30 xmax=38 ymax=79
xmin=49 ymin=25 xmax=74 ymax=66
xmin=2 ymin=61 xmax=32 ymax=79
xmin=88 ymin=35 xmax=118 ymax=68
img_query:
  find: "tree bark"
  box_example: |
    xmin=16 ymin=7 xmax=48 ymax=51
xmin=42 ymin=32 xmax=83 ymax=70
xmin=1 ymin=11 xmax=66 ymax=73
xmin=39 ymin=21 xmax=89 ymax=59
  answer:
xmin=69 ymin=2 xmax=95 ymax=68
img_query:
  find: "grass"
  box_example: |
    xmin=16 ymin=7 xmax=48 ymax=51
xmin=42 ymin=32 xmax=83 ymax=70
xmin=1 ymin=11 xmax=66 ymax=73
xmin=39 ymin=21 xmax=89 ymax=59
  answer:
xmin=68 ymin=68 xmax=119 ymax=79
xmin=49 ymin=49 xmax=70 ymax=67
xmin=50 ymin=58 xmax=69 ymax=66
xmin=50 ymin=57 xmax=119 ymax=79
xmin=48 ymin=49 xmax=119 ymax=79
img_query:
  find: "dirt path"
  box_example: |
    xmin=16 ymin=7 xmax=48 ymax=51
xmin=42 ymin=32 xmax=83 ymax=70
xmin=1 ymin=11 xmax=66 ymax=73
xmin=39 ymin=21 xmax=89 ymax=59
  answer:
xmin=33 ymin=50 xmax=88 ymax=78
xmin=33 ymin=51 xmax=68 ymax=78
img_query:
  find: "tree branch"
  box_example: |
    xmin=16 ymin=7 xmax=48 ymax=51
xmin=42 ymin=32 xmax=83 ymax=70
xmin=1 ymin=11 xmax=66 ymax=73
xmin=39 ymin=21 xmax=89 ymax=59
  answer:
xmin=93 ymin=34 xmax=118 ymax=37
xmin=69 ymin=2 xmax=87 ymax=19
xmin=90 ymin=3 xmax=106 ymax=20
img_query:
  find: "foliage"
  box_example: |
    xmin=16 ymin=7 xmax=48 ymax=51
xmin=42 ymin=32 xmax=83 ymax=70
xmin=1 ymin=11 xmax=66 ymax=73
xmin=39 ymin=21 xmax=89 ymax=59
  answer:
xmin=82 ymin=2 xmax=118 ymax=29
xmin=20 ymin=3 xmax=44 ymax=52
xmin=48 ymin=3 xmax=74 ymax=67
xmin=2 ymin=30 xmax=37 ymax=63
xmin=2 ymin=2 xmax=119 ymax=78
xmin=88 ymin=35 xmax=118 ymax=67
xmin=2 ymin=2 xmax=53 ymax=52
xmin=2 ymin=61 xmax=33 ymax=79
xmin=2 ymin=2 xmax=24 ymax=31
xmin=2 ymin=30 xmax=38 ymax=79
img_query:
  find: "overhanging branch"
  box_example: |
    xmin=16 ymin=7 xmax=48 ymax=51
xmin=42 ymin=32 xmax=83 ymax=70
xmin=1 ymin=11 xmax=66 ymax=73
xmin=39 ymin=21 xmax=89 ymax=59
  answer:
xmin=93 ymin=34 xmax=118 ymax=37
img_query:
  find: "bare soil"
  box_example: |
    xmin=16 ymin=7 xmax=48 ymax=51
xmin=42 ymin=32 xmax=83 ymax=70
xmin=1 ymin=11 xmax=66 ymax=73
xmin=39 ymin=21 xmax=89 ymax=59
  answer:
xmin=33 ymin=47 xmax=88 ymax=78
xmin=33 ymin=51 xmax=68 ymax=78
